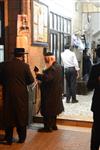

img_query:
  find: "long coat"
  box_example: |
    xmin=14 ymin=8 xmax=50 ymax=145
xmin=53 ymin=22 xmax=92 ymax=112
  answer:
xmin=87 ymin=62 xmax=100 ymax=113
xmin=1 ymin=58 xmax=34 ymax=127
xmin=36 ymin=62 xmax=64 ymax=116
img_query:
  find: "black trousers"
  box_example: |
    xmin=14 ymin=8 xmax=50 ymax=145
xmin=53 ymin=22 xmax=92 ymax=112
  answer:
xmin=43 ymin=115 xmax=57 ymax=129
xmin=91 ymin=113 xmax=100 ymax=150
xmin=65 ymin=67 xmax=77 ymax=101
xmin=5 ymin=125 xmax=26 ymax=142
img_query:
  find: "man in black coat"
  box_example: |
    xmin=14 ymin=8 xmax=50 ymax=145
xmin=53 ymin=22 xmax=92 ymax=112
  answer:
xmin=87 ymin=47 xmax=100 ymax=150
xmin=35 ymin=52 xmax=64 ymax=132
xmin=1 ymin=48 xmax=34 ymax=144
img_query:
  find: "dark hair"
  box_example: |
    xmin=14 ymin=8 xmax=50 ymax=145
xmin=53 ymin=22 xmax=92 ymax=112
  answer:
xmin=97 ymin=47 xmax=100 ymax=58
xmin=44 ymin=51 xmax=54 ymax=56
xmin=64 ymin=43 xmax=70 ymax=49
xmin=43 ymin=47 xmax=48 ymax=55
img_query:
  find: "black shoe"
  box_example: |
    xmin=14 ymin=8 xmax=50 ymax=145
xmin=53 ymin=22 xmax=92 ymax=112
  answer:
xmin=17 ymin=140 xmax=25 ymax=144
xmin=66 ymin=97 xmax=70 ymax=103
xmin=3 ymin=137 xmax=14 ymax=145
xmin=5 ymin=141 xmax=13 ymax=145
xmin=38 ymin=127 xmax=52 ymax=132
xmin=0 ymin=137 xmax=7 ymax=141
xmin=66 ymin=99 xmax=70 ymax=103
xmin=72 ymin=99 xmax=78 ymax=103
xmin=66 ymin=100 xmax=70 ymax=103
xmin=52 ymin=126 xmax=58 ymax=130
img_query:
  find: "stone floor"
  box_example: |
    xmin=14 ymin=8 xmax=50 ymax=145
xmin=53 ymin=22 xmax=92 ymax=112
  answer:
xmin=36 ymin=91 xmax=93 ymax=122
xmin=59 ymin=91 xmax=93 ymax=122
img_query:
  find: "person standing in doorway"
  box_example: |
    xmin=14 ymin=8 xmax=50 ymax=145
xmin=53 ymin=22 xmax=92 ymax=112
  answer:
xmin=61 ymin=43 xmax=80 ymax=103
xmin=1 ymin=48 xmax=34 ymax=144
xmin=87 ymin=47 xmax=100 ymax=150
xmin=34 ymin=52 xmax=64 ymax=132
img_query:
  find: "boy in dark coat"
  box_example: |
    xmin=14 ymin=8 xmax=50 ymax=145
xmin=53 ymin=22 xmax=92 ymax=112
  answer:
xmin=1 ymin=48 xmax=34 ymax=144
xmin=35 ymin=52 xmax=64 ymax=132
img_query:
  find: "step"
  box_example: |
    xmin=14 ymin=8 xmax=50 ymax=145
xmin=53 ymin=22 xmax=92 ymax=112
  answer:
xmin=33 ymin=116 xmax=92 ymax=128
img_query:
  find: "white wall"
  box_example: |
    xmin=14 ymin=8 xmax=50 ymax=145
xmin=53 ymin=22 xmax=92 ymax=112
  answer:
xmin=72 ymin=2 xmax=82 ymax=34
xmin=40 ymin=0 xmax=81 ymax=39
xmin=40 ymin=0 xmax=75 ymax=19
xmin=82 ymin=12 xmax=100 ymax=48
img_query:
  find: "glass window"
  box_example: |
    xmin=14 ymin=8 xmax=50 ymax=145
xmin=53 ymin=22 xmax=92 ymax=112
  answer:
xmin=54 ymin=14 xmax=57 ymax=30
xmin=57 ymin=16 xmax=61 ymax=31
xmin=50 ymin=33 xmax=53 ymax=51
xmin=68 ymin=20 xmax=71 ymax=34
xmin=49 ymin=12 xmax=71 ymax=61
xmin=61 ymin=33 xmax=64 ymax=51
xmin=50 ymin=13 xmax=53 ymax=29
xmin=61 ymin=17 xmax=64 ymax=32
xmin=54 ymin=34 xmax=57 ymax=52
xmin=64 ymin=19 xmax=67 ymax=33
xmin=0 ymin=45 xmax=4 ymax=62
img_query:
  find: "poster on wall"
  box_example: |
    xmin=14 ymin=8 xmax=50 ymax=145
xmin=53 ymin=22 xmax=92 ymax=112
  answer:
xmin=17 ymin=14 xmax=29 ymax=36
xmin=32 ymin=1 xmax=48 ymax=46
xmin=16 ymin=14 xmax=29 ymax=63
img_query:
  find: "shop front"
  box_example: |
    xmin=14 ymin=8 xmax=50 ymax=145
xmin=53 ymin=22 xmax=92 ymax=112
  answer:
xmin=0 ymin=0 xmax=92 ymax=128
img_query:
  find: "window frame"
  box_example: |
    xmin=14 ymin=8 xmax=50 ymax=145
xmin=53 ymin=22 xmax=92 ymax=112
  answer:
xmin=49 ymin=12 xmax=71 ymax=63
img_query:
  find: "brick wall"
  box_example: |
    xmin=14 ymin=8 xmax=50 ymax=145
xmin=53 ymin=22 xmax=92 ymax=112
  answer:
xmin=5 ymin=0 xmax=21 ymax=60
xmin=0 ymin=0 xmax=46 ymax=121
xmin=19 ymin=0 xmax=45 ymax=74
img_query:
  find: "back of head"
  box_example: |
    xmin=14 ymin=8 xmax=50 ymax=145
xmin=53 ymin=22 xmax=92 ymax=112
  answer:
xmin=44 ymin=51 xmax=54 ymax=57
xmin=97 ymin=46 xmax=100 ymax=58
xmin=44 ymin=51 xmax=56 ymax=64
xmin=64 ymin=43 xmax=70 ymax=49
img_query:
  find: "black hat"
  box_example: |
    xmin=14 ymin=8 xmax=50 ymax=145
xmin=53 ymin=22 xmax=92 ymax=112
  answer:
xmin=44 ymin=51 xmax=54 ymax=56
xmin=13 ymin=48 xmax=28 ymax=57
xmin=13 ymin=48 xmax=28 ymax=55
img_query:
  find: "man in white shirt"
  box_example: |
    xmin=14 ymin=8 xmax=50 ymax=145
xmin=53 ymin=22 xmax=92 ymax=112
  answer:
xmin=61 ymin=44 xmax=80 ymax=103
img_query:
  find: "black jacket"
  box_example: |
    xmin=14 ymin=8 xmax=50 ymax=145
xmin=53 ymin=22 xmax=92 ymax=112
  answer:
xmin=1 ymin=58 xmax=34 ymax=127
xmin=87 ymin=62 xmax=100 ymax=113
xmin=36 ymin=62 xmax=64 ymax=116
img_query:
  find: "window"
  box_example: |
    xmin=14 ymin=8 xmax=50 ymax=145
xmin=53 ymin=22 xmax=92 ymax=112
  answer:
xmin=49 ymin=12 xmax=71 ymax=63
xmin=57 ymin=16 xmax=61 ymax=31
xmin=67 ymin=20 xmax=71 ymax=34
xmin=54 ymin=14 xmax=57 ymax=30
xmin=50 ymin=13 xmax=53 ymax=29
xmin=0 ymin=45 xmax=4 ymax=62
xmin=64 ymin=19 xmax=67 ymax=33
xmin=61 ymin=17 xmax=64 ymax=32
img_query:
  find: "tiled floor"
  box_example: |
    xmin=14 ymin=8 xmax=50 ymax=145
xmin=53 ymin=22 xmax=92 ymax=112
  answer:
xmin=59 ymin=91 xmax=93 ymax=122
xmin=36 ymin=91 xmax=93 ymax=122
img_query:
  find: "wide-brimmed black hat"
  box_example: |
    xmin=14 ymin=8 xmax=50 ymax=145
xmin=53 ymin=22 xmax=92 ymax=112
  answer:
xmin=13 ymin=48 xmax=28 ymax=55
